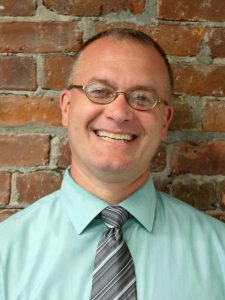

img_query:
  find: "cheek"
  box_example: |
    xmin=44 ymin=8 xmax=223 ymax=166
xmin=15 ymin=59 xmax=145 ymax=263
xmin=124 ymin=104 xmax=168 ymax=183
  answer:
xmin=139 ymin=112 xmax=160 ymax=132
xmin=140 ymin=113 xmax=167 ymax=144
xmin=68 ymin=100 xmax=103 ymax=131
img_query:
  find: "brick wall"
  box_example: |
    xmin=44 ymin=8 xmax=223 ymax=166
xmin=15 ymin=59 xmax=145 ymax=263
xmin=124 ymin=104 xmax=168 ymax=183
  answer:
xmin=0 ymin=0 xmax=225 ymax=222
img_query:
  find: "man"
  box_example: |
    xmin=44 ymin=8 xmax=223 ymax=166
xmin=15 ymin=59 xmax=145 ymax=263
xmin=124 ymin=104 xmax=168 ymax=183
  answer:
xmin=0 ymin=28 xmax=225 ymax=300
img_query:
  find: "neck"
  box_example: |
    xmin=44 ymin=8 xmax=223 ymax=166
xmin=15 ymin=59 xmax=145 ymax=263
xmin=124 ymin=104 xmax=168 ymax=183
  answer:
xmin=70 ymin=164 xmax=150 ymax=205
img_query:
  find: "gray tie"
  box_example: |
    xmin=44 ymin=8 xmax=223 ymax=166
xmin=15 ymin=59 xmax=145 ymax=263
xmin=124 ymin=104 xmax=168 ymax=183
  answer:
xmin=91 ymin=206 xmax=137 ymax=300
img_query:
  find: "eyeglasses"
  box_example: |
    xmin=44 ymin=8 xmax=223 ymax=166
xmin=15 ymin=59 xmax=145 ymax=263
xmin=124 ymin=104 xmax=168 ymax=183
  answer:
xmin=67 ymin=81 xmax=168 ymax=111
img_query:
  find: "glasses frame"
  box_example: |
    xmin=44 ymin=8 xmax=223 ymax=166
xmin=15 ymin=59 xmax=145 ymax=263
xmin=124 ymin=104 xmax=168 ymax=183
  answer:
xmin=67 ymin=82 xmax=168 ymax=111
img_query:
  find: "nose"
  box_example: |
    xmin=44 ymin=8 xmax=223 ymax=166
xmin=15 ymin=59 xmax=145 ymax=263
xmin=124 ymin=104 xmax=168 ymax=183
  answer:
xmin=104 ymin=93 xmax=133 ymax=123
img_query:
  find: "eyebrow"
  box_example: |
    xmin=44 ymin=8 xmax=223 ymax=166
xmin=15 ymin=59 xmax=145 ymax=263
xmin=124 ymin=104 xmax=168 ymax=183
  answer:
xmin=87 ymin=77 xmax=157 ymax=94
xmin=88 ymin=77 xmax=116 ymax=87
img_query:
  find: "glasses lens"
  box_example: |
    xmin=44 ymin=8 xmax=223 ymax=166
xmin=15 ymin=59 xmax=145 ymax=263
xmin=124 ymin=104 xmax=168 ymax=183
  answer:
xmin=85 ymin=82 xmax=115 ymax=104
xmin=128 ymin=90 xmax=156 ymax=110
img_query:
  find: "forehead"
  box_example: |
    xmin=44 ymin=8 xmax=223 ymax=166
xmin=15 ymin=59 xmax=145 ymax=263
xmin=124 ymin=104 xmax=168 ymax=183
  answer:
xmin=72 ymin=37 xmax=169 ymax=95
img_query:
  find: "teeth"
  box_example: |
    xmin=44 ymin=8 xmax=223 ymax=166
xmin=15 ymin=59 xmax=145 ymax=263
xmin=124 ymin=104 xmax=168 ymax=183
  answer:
xmin=95 ymin=130 xmax=134 ymax=142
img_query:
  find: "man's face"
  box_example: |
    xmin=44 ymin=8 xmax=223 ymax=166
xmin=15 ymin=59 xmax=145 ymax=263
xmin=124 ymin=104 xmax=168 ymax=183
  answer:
xmin=60 ymin=37 xmax=173 ymax=184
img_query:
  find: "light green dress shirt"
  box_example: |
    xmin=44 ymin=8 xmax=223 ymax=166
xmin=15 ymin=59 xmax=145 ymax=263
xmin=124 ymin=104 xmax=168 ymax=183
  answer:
xmin=0 ymin=169 xmax=225 ymax=300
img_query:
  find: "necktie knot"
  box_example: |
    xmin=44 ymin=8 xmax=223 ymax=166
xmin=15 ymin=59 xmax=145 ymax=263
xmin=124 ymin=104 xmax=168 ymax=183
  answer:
xmin=101 ymin=206 xmax=129 ymax=229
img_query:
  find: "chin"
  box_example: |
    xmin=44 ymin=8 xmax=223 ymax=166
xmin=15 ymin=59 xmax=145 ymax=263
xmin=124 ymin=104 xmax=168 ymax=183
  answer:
xmin=93 ymin=159 xmax=132 ymax=173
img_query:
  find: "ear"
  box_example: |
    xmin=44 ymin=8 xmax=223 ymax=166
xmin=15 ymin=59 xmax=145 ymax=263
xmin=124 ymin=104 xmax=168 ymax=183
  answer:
xmin=161 ymin=105 xmax=173 ymax=141
xmin=60 ymin=90 xmax=71 ymax=126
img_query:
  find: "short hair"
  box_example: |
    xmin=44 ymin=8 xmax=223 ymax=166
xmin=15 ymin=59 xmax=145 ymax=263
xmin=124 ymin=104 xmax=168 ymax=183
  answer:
xmin=68 ymin=28 xmax=173 ymax=98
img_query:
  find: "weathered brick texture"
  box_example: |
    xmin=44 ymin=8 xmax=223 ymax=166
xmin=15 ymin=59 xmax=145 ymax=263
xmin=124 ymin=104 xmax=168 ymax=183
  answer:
xmin=0 ymin=56 xmax=36 ymax=90
xmin=220 ymin=181 xmax=225 ymax=209
xmin=0 ymin=172 xmax=11 ymax=205
xmin=16 ymin=172 xmax=62 ymax=204
xmin=151 ymin=144 xmax=167 ymax=172
xmin=0 ymin=22 xmax=82 ymax=53
xmin=172 ymin=142 xmax=225 ymax=175
xmin=0 ymin=135 xmax=49 ymax=167
xmin=43 ymin=0 xmax=146 ymax=16
xmin=169 ymin=97 xmax=193 ymax=130
xmin=44 ymin=55 xmax=74 ymax=89
xmin=172 ymin=64 xmax=225 ymax=97
xmin=171 ymin=180 xmax=217 ymax=210
xmin=157 ymin=0 xmax=225 ymax=22
xmin=0 ymin=95 xmax=61 ymax=126
xmin=57 ymin=137 xmax=71 ymax=169
xmin=202 ymin=101 xmax=225 ymax=132
xmin=208 ymin=29 xmax=225 ymax=58
xmin=0 ymin=0 xmax=36 ymax=16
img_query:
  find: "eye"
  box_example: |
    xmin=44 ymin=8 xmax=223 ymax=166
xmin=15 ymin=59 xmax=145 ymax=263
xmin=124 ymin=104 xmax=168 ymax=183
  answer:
xmin=130 ymin=90 xmax=155 ymax=107
xmin=86 ymin=83 xmax=114 ymax=99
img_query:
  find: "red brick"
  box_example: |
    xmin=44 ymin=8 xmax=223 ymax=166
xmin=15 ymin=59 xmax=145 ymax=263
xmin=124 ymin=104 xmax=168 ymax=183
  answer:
xmin=44 ymin=55 xmax=74 ymax=90
xmin=172 ymin=141 xmax=225 ymax=175
xmin=172 ymin=64 xmax=225 ymax=97
xmin=57 ymin=137 xmax=71 ymax=169
xmin=169 ymin=97 xmax=193 ymax=130
xmin=202 ymin=101 xmax=225 ymax=132
xmin=209 ymin=29 xmax=225 ymax=58
xmin=0 ymin=209 xmax=20 ymax=222
xmin=157 ymin=0 xmax=225 ymax=22
xmin=171 ymin=180 xmax=216 ymax=210
xmin=0 ymin=134 xmax=49 ymax=167
xmin=0 ymin=0 xmax=36 ymax=16
xmin=219 ymin=181 xmax=225 ymax=209
xmin=151 ymin=144 xmax=167 ymax=172
xmin=0 ymin=22 xmax=82 ymax=53
xmin=97 ymin=23 xmax=204 ymax=56
xmin=0 ymin=172 xmax=11 ymax=205
xmin=16 ymin=172 xmax=62 ymax=204
xmin=43 ymin=0 xmax=145 ymax=16
xmin=0 ymin=56 xmax=36 ymax=90
xmin=0 ymin=94 xmax=61 ymax=127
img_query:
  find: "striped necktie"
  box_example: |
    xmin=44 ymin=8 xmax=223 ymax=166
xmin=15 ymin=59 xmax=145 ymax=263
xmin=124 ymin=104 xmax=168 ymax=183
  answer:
xmin=91 ymin=206 xmax=137 ymax=300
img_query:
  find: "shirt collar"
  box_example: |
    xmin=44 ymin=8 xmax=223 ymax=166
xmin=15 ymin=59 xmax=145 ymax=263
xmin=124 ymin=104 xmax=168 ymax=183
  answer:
xmin=119 ymin=176 xmax=157 ymax=233
xmin=59 ymin=169 xmax=157 ymax=234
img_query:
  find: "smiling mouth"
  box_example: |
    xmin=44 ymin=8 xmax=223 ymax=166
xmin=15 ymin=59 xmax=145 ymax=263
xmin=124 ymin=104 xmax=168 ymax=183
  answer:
xmin=94 ymin=130 xmax=137 ymax=142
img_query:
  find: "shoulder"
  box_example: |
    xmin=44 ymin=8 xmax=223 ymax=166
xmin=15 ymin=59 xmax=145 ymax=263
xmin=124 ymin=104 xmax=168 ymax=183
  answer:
xmin=0 ymin=190 xmax=60 ymax=244
xmin=156 ymin=189 xmax=225 ymax=235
